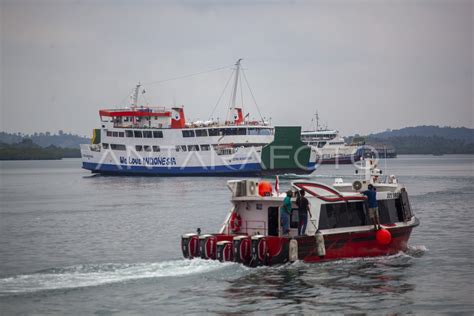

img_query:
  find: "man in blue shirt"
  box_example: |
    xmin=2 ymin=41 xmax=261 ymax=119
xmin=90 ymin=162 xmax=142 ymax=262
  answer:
xmin=362 ymin=184 xmax=381 ymax=230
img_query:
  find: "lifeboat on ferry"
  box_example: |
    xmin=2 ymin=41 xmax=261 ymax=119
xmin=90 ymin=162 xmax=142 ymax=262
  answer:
xmin=181 ymin=161 xmax=419 ymax=267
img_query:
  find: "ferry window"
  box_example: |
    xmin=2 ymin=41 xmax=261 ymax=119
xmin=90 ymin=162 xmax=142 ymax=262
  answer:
xmin=102 ymin=143 xmax=109 ymax=149
xmin=248 ymin=128 xmax=259 ymax=135
xmin=237 ymin=128 xmax=247 ymax=135
xmin=111 ymin=144 xmax=126 ymax=151
xmin=188 ymin=145 xmax=199 ymax=151
xmin=200 ymin=144 xmax=210 ymax=151
xmin=135 ymin=145 xmax=143 ymax=152
xmin=260 ymin=128 xmax=272 ymax=135
xmin=118 ymin=132 xmax=124 ymax=137
xmin=106 ymin=131 xmax=112 ymax=137
xmin=144 ymin=145 xmax=152 ymax=152
xmin=153 ymin=146 xmax=160 ymax=152
xmin=126 ymin=130 xmax=134 ymax=138
xmin=195 ymin=129 xmax=208 ymax=137
xmin=182 ymin=130 xmax=195 ymax=138
xmin=134 ymin=131 xmax=142 ymax=138
xmin=181 ymin=145 xmax=187 ymax=152
xmin=153 ymin=131 xmax=163 ymax=138
xmin=208 ymin=128 xmax=219 ymax=136
xmin=143 ymin=131 xmax=153 ymax=138
xmin=175 ymin=145 xmax=181 ymax=152
xmin=318 ymin=142 xmax=326 ymax=148
xmin=112 ymin=132 xmax=119 ymax=137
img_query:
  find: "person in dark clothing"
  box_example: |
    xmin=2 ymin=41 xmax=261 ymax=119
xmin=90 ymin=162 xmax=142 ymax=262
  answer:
xmin=362 ymin=184 xmax=381 ymax=230
xmin=296 ymin=190 xmax=312 ymax=236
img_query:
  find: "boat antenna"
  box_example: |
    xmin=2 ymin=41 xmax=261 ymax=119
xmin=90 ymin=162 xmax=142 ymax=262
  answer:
xmin=230 ymin=58 xmax=242 ymax=111
xmin=311 ymin=111 xmax=320 ymax=131
xmin=132 ymin=82 xmax=141 ymax=107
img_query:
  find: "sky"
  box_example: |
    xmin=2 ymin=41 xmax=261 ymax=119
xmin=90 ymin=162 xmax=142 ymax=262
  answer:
xmin=1 ymin=0 xmax=472 ymax=137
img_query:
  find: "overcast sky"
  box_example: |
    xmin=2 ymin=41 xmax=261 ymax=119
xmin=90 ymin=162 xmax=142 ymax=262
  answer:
xmin=1 ymin=0 xmax=472 ymax=137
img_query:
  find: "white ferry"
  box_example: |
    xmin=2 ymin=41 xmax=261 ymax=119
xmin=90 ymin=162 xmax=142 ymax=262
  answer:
xmin=302 ymin=113 xmax=363 ymax=164
xmin=80 ymin=60 xmax=316 ymax=176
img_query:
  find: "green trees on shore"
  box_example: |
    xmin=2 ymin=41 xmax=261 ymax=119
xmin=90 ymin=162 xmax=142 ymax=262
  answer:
xmin=0 ymin=139 xmax=80 ymax=160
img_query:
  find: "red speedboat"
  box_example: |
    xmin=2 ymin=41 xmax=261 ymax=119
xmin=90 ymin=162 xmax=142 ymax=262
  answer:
xmin=181 ymin=159 xmax=419 ymax=267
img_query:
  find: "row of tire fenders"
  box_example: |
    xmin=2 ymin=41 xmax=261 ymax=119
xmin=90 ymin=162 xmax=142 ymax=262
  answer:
xmin=181 ymin=233 xmax=272 ymax=267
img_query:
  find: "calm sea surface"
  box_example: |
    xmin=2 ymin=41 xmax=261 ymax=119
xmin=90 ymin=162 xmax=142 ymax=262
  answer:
xmin=0 ymin=155 xmax=473 ymax=314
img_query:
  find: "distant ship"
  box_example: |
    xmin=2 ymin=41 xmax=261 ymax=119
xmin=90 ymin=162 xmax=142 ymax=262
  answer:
xmin=301 ymin=113 xmax=363 ymax=164
xmin=80 ymin=60 xmax=316 ymax=176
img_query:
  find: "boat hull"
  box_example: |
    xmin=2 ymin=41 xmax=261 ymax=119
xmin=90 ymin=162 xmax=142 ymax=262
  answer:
xmin=317 ymin=154 xmax=362 ymax=165
xmin=82 ymin=161 xmax=316 ymax=176
xmin=182 ymin=219 xmax=419 ymax=266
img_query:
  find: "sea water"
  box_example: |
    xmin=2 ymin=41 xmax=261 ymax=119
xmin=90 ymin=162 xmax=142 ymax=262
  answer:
xmin=0 ymin=155 xmax=472 ymax=314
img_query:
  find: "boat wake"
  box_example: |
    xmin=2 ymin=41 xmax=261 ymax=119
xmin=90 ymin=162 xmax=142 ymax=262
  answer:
xmin=0 ymin=259 xmax=232 ymax=295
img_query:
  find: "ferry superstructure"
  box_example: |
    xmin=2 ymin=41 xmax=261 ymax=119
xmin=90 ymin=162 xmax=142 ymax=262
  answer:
xmin=302 ymin=113 xmax=363 ymax=164
xmin=80 ymin=60 xmax=316 ymax=176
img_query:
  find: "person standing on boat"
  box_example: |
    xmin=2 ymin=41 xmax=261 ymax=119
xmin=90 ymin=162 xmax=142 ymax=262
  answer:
xmin=296 ymin=190 xmax=312 ymax=236
xmin=363 ymin=184 xmax=381 ymax=230
xmin=280 ymin=190 xmax=293 ymax=236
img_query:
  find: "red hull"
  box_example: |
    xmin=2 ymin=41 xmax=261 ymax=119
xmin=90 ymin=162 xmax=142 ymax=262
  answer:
xmin=182 ymin=220 xmax=418 ymax=266
xmin=300 ymin=225 xmax=414 ymax=263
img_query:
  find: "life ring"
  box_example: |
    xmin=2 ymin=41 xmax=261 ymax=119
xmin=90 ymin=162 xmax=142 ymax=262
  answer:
xmin=230 ymin=212 xmax=242 ymax=232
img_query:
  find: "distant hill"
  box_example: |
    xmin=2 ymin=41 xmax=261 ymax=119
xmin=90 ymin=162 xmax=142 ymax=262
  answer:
xmin=369 ymin=126 xmax=474 ymax=144
xmin=0 ymin=131 xmax=90 ymax=148
xmin=349 ymin=126 xmax=474 ymax=155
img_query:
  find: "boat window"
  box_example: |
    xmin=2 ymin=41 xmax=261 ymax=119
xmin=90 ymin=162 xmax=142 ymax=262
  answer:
xmin=144 ymin=145 xmax=152 ymax=152
xmin=208 ymin=128 xmax=219 ymax=136
xmin=187 ymin=145 xmax=200 ymax=151
xmin=378 ymin=199 xmax=404 ymax=224
xmin=111 ymin=144 xmax=126 ymax=151
xmin=118 ymin=132 xmax=124 ymax=137
xmin=318 ymin=202 xmax=367 ymax=229
xmin=102 ymin=143 xmax=109 ymax=149
xmin=135 ymin=145 xmax=143 ymax=152
xmin=248 ymin=128 xmax=259 ymax=135
xmin=181 ymin=145 xmax=187 ymax=152
xmin=126 ymin=130 xmax=134 ymax=138
xmin=200 ymin=144 xmax=210 ymax=151
xmin=237 ymin=128 xmax=247 ymax=135
xmin=248 ymin=128 xmax=272 ymax=135
xmin=317 ymin=142 xmax=326 ymax=148
xmin=182 ymin=130 xmax=195 ymax=138
xmin=106 ymin=131 xmax=112 ymax=137
xmin=153 ymin=131 xmax=163 ymax=138
xmin=134 ymin=131 xmax=142 ymax=138
xmin=112 ymin=131 xmax=119 ymax=137
xmin=153 ymin=145 xmax=160 ymax=152
xmin=143 ymin=131 xmax=153 ymax=138
xmin=195 ymin=129 xmax=208 ymax=137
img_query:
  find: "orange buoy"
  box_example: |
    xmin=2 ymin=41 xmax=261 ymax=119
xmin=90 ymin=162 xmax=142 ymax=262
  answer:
xmin=258 ymin=181 xmax=273 ymax=196
xmin=376 ymin=228 xmax=392 ymax=245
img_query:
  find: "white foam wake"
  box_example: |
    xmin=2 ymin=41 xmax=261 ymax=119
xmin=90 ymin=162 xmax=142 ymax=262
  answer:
xmin=0 ymin=259 xmax=231 ymax=295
